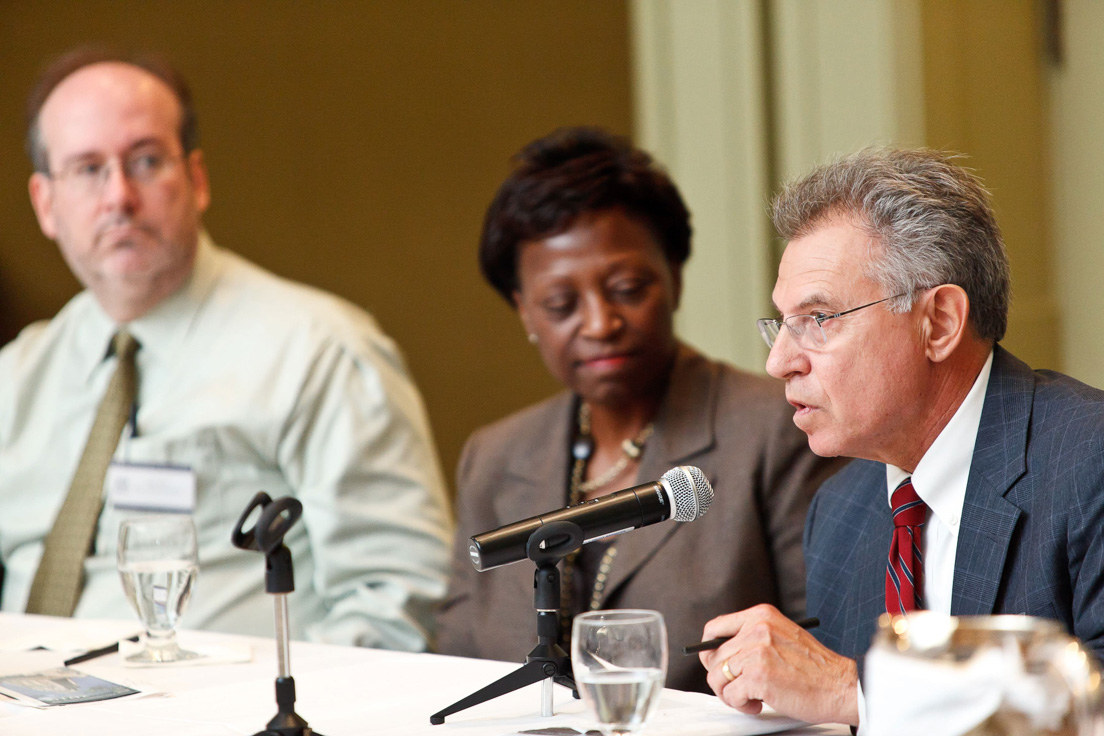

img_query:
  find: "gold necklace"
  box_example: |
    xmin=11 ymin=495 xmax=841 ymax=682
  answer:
xmin=560 ymin=402 xmax=654 ymax=640
xmin=575 ymin=403 xmax=655 ymax=494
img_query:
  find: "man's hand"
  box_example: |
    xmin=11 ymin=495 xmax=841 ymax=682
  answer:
xmin=698 ymin=604 xmax=860 ymax=726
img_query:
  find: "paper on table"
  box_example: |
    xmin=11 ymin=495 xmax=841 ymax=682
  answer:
xmin=0 ymin=667 xmax=139 ymax=708
xmin=590 ymin=690 xmax=807 ymax=736
xmin=431 ymin=683 xmax=807 ymax=736
xmin=0 ymin=653 xmax=160 ymax=709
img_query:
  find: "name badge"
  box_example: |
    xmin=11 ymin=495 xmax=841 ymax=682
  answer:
xmin=107 ymin=462 xmax=196 ymax=514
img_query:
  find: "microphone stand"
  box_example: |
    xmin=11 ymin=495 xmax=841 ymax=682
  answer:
xmin=430 ymin=520 xmax=583 ymax=725
xmin=232 ymin=492 xmax=323 ymax=736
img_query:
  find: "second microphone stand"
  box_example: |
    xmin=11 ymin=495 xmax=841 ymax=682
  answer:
xmin=232 ymin=492 xmax=323 ymax=736
xmin=430 ymin=520 xmax=583 ymax=725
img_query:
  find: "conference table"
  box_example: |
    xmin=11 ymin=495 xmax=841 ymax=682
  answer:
xmin=0 ymin=613 xmax=848 ymax=735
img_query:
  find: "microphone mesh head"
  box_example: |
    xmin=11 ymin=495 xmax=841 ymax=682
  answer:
xmin=661 ymin=466 xmax=713 ymax=522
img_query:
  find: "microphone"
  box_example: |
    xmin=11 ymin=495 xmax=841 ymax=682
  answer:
xmin=468 ymin=466 xmax=713 ymax=572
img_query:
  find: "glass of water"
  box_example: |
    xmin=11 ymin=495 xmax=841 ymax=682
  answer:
xmin=571 ymin=609 xmax=668 ymax=736
xmin=117 ymin=515 xmax=201 ymax=663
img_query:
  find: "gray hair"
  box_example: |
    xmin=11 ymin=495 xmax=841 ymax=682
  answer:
xmin=771 ymin=147 xmax=1010 ymax=343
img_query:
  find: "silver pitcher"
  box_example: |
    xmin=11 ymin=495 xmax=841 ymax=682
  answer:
xmin=865 ymin=612 xmax=1103 ymax=736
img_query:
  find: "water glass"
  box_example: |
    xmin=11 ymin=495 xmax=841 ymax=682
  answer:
xmin=572 ymin=609 xmax=668 ymax=736
xmin=117 ymin=515 xmax=200 ymax=663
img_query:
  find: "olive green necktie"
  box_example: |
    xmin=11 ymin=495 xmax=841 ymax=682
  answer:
xmin=26 ymin=330 xmax=139 ymax=616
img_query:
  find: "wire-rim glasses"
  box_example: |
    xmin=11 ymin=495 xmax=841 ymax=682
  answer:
xmin=49 ymin=148 xmax=184 ymax=197
xmin=757 ymin=293 xmax=908 ymax=350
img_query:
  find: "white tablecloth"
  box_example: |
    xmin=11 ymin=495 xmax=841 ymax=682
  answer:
xmin=0 ymin=613 xmax=846 ymax=735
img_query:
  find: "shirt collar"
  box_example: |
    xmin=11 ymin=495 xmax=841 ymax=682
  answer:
xmin=76 ymin=301 xmax=118 ymax=382
xmin=886 ymin=349 xmax=994 ymax=529
xmin=79 ymin=231 xmax=223 ymax=380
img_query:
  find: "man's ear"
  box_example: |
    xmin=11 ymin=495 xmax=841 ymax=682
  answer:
xmin=186 ymin=149 xmax=211 ymax=214
xmin=920 ymin=284 xmax=971 ymax=363
xmin=28 ymin=172 xmax=58 ymax=240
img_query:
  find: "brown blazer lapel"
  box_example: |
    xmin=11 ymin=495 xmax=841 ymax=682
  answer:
xmin=488 ymin=391 xmax=576 ymax=602
xmin=597 ymin=347 xmax=718 ymax=605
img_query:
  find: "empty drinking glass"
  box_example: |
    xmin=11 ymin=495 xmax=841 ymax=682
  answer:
xmin=117 ymin=515 xmax=200 ymax=663
xmin=572 ymin=609 xmax=668 ymax=736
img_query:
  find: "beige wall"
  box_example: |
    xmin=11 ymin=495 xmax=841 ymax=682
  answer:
xmin=0 ymin=2 xmax=635 ymax=488
xmin=920 ymin=0 xmax=1061 ymax=371
xmin=630 ymin=0 xmax=776 ymax=373
xmin=1049 ymin=0 xmax=1104 ymax=388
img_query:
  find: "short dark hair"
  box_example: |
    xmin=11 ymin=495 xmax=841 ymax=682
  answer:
xmin=772 ymin=147 xmax=1011 ymax=343
xmin=26 ymin=45 xmax=199 ymax=174
xmin=479 ymin=127 xmax=692 ymax=302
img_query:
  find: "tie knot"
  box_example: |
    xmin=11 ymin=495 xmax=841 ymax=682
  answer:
xmin=891 ymin=479 xmax=926 ymax=528
xmin=113 ymin=330 xmax=139 ymax=361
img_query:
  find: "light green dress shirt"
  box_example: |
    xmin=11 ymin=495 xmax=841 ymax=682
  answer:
xmin=0 ymin=234 xmax=453 ymax=651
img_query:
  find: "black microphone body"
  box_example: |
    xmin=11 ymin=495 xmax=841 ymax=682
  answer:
xmin=468 ymin=467 xmax=711 ymax=572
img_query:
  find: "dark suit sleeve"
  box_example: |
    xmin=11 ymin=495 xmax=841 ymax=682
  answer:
xmin=433 ymin=431 xmax=491 ymax=656
xmin=760 ymin=412 xmax=848 ymax=619
xmin=1070 ymin=455 xmax=1104 ymax=661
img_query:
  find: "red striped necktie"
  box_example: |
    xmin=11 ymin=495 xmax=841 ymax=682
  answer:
xmin=885 ymin=477 xmax=927 ymax=616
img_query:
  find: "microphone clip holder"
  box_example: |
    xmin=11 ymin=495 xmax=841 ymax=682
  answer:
xmin=232 ymin=491 xmax=323 ymax=736
xmin=430 ymin=520 xmax=583 ymax=725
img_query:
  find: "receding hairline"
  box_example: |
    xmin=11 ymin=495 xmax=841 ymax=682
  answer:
xmin=26 ymin=48 xmax=198 ymax=173
xmin=771 ymin=209 xmax=891 ymax=311
xmin=37 ymin=60 xmax=185 ymax=129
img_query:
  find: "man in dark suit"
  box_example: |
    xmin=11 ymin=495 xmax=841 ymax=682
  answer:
xmin=697 ymin=148 xmax=1104 ymax=728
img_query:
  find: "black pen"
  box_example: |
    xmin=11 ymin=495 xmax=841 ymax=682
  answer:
xmin=681 ymin=616 xmax=820 ymax=655
xmin=63 ymin=635 xmax=141 ymax=667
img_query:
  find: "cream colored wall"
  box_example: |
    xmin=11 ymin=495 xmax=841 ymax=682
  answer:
xmin=921 ymin=0 xmax=1060 ymax=372
xmin=770 ymin=0 xmax=926 ymax=182
xmin=630 ymin=0 xmax=773 ymax=372
xmin=1048 ymin=0 xmax=1104 ymax=388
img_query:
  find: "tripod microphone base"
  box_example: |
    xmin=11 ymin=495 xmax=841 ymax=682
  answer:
xmin=431 ymin=522 xmax=583 ymax=725
xmin=252 ymin=677 xmax=322 ymax=736
xmin=429 ymin=659 xmax=576 ymax=725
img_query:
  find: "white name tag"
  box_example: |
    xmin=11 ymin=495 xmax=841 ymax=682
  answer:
xmin=107 ymin=462 xmax=196 ymax=514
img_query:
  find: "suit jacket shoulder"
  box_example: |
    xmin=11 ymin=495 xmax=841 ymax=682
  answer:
xmin=957 ymin=347 xmax=1104 ymax=659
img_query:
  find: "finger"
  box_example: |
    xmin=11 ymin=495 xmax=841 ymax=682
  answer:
xmin=700 ymin=634 xmax=741 ymax=670
xmin=730 ymin=696 xmax=765 ymax=716
xmin=705 ymin=654 xmax=740 ymax=696
xmin=700 ymin=642 xmax=729 ymax=669
xmin=718 ymin=662 xmax=768 ymax=716
xmin=701 ymin=611 xmax=747 ymax=642
xmin=705 ymin=662 xmax=726 ymax=696
xmin=702 ymin=603 xmax=784 ymax=643
xmin=717 ymin=669 xmax=763 ymax=715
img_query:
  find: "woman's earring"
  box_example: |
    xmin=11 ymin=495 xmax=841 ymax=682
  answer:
xmin=527 ymin=333 xmax=538 ymax=345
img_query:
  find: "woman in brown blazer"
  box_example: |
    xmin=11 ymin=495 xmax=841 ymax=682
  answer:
xmin=435 ymin=128 xmax=845 ymax=693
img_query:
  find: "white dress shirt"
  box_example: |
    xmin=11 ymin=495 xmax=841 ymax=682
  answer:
xmin=884 ymin=350 xmax=993 ymax=614
xmin=856 ymin=350 xmax=993 ymax=730
xmin=0 ymin=234 xmax=453 ymax=650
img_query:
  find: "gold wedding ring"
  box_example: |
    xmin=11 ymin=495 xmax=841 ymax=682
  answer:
xmin=721 ymin=658 xmax=736 ymax=683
